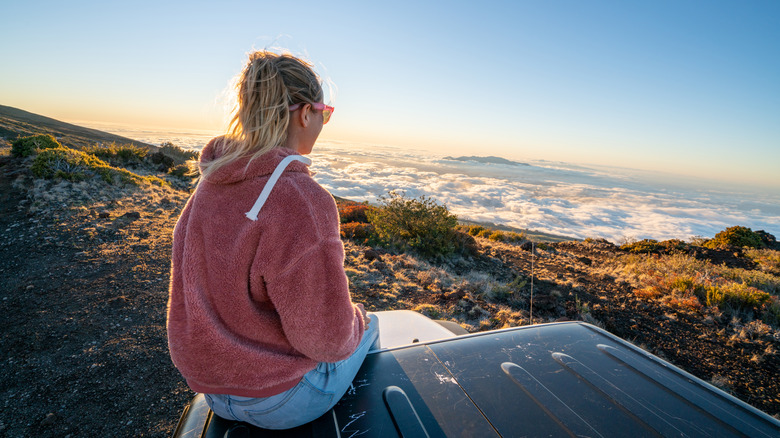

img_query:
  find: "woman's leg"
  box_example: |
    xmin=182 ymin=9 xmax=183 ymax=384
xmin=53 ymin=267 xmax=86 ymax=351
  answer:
xmin=207 ymin=315 xmax=380 ymax=430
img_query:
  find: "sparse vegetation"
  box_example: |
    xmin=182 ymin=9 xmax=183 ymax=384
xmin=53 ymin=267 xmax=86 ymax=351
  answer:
xmin=4 ymin=120 xmax=780 ymax=422
xmin=606 ymin=229 xmax=780 ymax=326
xmin=11 ymin=134 xmax=201 ymax=189
xmin=31 ymin=146 xmax=167 ymax=187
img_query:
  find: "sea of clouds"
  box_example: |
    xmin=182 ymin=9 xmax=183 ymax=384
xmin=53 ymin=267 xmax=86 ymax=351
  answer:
xmin=308 ymin=141 xmax=779 ymax=243
xmin=77 ymin=123 xmax=780 ymax=243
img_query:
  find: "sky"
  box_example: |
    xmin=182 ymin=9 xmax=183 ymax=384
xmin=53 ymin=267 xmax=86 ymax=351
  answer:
xmin=1 ymin=0 xmax=778 ymax=189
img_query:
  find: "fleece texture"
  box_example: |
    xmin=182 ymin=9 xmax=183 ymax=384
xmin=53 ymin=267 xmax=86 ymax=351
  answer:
xmin=167 ymin=138 xmax=365 ymax=397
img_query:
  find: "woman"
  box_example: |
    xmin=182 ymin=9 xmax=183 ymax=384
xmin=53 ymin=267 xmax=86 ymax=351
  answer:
xmin=167 ymin=50 xmax=378 ymax=430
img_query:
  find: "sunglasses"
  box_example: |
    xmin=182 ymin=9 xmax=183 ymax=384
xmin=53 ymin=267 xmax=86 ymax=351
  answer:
xmin=288 ymin=102 xmax=334 ymax=124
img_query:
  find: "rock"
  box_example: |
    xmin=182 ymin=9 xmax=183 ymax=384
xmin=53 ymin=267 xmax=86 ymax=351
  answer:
xmin=98 ymin=210 xmax=111 ymax=219
xmin=369 ymin=259 xmax=388 ymax=271
xmin=40 ymin=412 xmax=57 ymax=427
xmin=445 ymin=289 xmax=466 ymax=301
xmin=520 ymin=241 xmax=534 ymax=251
xmin=364 ymin=249 xmax=381 ymax=261
xmin=120 ymin=211 xmax=141 ymax=220
xmin=578 ymin=256 xmax=592 ymax=266
xmin=533 ymin=294 xmax=558 ymax=310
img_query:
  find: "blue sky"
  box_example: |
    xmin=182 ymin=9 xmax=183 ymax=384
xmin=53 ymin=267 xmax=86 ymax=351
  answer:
xmin=1 ymin=0 xmax=778 ymax=188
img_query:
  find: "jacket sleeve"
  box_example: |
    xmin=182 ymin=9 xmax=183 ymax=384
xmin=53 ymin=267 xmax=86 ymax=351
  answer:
xmin=259 ymin=177 xmax=365 ymax=363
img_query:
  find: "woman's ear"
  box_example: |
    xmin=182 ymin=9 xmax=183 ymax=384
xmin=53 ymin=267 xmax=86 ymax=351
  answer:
xmin=295 ymin=103 xmax=312 ymax=128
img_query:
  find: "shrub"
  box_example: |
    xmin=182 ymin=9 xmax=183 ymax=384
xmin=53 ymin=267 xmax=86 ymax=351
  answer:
xmin=83 ymin=143 xmax=148 ymax=166
xmin=413 ymin=303 xmax=442 ymax=320
xmin=452 ymin=230 xmax=480 ymax=257
xmin=744 ymin=248 xmax=780 ymax=276
xmin=338 ymin=202 xmax=374 ymax=224
xmin=621 ymin=239 xmax=663 ymax=254
xmin=668 ymin=295 xmax=703 ymax=312
xmin=466 ymin=225 xmax=486 ymax=236
xmin=703 ymin=283 xmax=771 ymax=312
xmin=488 ymin=231 xmax=506 ymax=242
xmin=340 ymin=222 xmax=375 ymax=241
xmin=367 ymin=191 xmax=458 ymax=259
xmin=11 ymin=134 xmax=61 ymax=157
xmin=31 ymin=147 xmax=107 ymax=181
xmin=31 ymin=146 xmax=167 ymax=186
xmin=169 ymin=163 xmax=194 ymax=178
xmin=149 ymin=151 xmax=176 ymax=171
xmin=621 ymin=239 xmax=688 ymax=254
xmin=705 ymin=226 xmax=765 ymax=249
xmin=506 ymin=231 xmax=525 ymax=243
xmin=477 ymin=228 xmax=492 ymax=238
xmin=159 ymin=142 xmax=199 ymax=160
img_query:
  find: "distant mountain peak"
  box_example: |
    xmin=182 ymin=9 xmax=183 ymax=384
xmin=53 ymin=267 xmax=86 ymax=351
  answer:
xmin=443 ymin=155 xmax=529 ymax=166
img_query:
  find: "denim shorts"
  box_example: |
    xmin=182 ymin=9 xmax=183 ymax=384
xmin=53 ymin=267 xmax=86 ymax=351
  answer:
xmin=205 ymin=314 xmax=380 ymax=430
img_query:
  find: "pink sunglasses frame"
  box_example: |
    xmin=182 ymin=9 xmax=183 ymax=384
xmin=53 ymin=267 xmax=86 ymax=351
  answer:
xmin=288 ymin=102 xmax=334 ymax=124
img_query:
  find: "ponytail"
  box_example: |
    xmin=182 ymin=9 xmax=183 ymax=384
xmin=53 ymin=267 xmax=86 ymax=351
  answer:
xmin=200 ymin=51 xmax=323 ymax=179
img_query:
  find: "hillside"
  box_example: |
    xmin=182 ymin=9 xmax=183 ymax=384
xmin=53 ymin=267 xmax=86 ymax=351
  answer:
xmin=0 ymin=104 xmax=155 ymax=151
xmin=0 ymin=119 xmax=778 ymax=436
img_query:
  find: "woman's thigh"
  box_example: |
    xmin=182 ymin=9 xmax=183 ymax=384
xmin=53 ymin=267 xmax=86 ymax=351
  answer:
xmin=207 ymin=316 xmax=380 ymax=430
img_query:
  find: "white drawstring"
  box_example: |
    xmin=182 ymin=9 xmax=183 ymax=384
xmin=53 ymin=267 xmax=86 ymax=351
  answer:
xmin=245 ymin=155 xmax=311 ymax=221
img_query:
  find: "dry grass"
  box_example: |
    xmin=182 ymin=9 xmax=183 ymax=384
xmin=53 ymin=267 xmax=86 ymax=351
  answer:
xmin=343 ymin=240 xmax=536 ymax=332
xmin=600 ymin=251 xmax=780 ymax=326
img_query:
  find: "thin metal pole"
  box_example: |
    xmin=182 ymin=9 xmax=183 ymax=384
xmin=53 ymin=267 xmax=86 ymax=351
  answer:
xmin=530 ymin=242 xmax=534 ymax=324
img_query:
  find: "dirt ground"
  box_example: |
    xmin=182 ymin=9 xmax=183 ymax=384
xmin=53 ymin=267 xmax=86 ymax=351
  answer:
xmin=0 ymin=155 xmax=191 ymax=437
xmin=1 ymin=154 xmax=778 ymax=437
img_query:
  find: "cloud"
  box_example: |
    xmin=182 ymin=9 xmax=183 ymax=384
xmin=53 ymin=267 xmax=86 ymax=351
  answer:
xmin=311 ymin=142 xmax=780 ymax=242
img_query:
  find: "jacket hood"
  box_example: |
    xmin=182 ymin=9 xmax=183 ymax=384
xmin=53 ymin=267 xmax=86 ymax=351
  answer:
xmin=198 ymin=137 xmax=310 ymax=185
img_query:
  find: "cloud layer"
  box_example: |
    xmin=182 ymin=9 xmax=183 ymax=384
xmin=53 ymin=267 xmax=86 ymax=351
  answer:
xmin=311 ymin=142 xmax=780 ymax=243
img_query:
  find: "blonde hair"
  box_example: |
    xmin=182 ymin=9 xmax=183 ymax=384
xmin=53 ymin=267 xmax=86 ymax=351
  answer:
xmin=201 ymin=50 xmax=323 ymax=178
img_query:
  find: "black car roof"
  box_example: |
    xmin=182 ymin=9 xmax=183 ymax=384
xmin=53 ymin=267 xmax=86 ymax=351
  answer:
xmin=177 ymin=322 xmax=780 ymax=437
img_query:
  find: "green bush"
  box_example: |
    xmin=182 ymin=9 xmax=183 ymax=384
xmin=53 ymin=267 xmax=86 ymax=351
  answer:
xmin=620 ymin=239 xmax=663 ymax=253
xmin=367 ymin=191 xmax=458 ymax=258
xmin=506 ymin=231 xmax=525 ymax=243
xmin=31 ymin=147 xmax=107 ymax=181
xmin=169 ymin=163 xmax=194 ymax=178
xmin=11 ymin=134 xmax=61 ymax=157
xmin=31 ymin=146 xmax=167 ymax=186
xmin=466 ymin=225 xmax=486 ymax=236
xmin=159 ymin=141 xmax=199 ymax=162
xmin=83 ymin=143 xmax=148 ymax=166
xmin=705 ymin=226 xmax=765 ymax=249
xmin=701 ymin=283 xmax=771 ymax=312
xmin=488 ymin=231 xmax=506 ymax=242
xmin=340 ymin=222 xmax=376 ymax=241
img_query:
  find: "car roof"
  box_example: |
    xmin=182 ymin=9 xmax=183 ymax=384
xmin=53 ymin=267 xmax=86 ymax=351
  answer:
xmin=176 ymin=321 xmax=780 ymax=437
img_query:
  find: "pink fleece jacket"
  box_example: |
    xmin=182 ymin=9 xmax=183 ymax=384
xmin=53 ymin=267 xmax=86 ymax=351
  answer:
xmin=167 ymin=138 xmax=365 ymax=397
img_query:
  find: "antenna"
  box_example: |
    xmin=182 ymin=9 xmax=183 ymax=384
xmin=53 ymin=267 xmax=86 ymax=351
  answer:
xmin=530 ymin=241 xmax=534 ymax=324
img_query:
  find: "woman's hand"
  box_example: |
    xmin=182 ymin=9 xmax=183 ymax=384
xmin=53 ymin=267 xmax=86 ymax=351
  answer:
xmin=356 ymin=303 xmax=370 ymax=326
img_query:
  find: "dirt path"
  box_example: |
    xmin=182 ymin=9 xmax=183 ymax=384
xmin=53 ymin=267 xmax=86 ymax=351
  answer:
xmin=0 ymin=156 xmax=192 ymax=437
